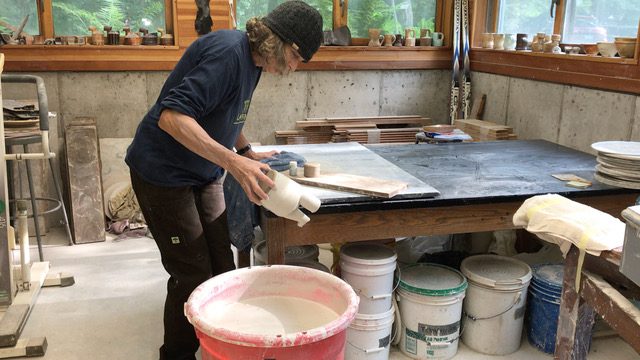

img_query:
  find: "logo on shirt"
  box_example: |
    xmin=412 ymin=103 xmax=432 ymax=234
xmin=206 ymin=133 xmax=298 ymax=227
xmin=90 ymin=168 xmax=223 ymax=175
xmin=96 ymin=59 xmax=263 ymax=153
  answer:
xmin=234 ymin=100 xmax=251 ymax=124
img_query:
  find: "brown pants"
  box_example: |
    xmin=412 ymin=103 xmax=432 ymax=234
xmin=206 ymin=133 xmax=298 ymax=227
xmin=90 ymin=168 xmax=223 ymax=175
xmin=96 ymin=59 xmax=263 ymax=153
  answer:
xmin=130 ymin=170 xmax=235 ymax=360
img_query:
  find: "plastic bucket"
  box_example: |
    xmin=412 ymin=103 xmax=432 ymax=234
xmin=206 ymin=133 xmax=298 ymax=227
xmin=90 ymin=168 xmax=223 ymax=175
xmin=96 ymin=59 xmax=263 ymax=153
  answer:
xmin=339 ymin=243 xmax=397 ymax=314
xmin=185 ymin=265 xmax=359 ymax=360
xmin=396 ymin=263 xmax=467 ymax=360
xmin=253 ymin=240 xmax=319 ymax=265
xmin=460 ymin=254 xmax=532 ymax=355
xmin=345 ymin=307 xmax=395 ymax=360
xmin=527 ymin=264 xmax=564 ymax=354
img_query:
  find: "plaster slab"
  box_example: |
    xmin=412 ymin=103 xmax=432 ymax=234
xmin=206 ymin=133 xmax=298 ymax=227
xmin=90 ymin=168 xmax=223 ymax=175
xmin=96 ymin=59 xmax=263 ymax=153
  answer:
xmin=559 ymin=86 xmax=635 ymax=154
xmin=506 ymin=78 xmax=563 ymax=142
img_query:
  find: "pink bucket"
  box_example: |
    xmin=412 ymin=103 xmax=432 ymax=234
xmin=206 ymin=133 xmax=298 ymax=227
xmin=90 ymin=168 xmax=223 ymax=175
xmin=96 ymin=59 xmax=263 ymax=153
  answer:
xmin=185 ymin=265 xmax=359 ymax=360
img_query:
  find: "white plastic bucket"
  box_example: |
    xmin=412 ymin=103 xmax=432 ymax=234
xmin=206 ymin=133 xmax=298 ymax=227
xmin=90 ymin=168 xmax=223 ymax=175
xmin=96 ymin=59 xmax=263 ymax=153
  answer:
xmin=460 ymin=254 xmax=532 ymax=355
xmin=397 ymin=263 xmax=467 ymax=360
xmin=345 ymin=307 xmax=395 ymax=360
xmin=340 ymin=243 xmax=397 ymax=314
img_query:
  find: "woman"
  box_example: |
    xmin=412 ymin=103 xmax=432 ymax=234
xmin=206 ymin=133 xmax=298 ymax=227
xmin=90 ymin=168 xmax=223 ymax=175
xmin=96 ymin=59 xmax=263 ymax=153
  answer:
xmin=125 ymin=2 xmax=323 ymax=358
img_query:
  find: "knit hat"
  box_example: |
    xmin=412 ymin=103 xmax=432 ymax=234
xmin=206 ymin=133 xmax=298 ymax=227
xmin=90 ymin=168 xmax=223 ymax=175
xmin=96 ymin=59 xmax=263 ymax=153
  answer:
xmin=263 ymin=1 xmax=323 ymax=62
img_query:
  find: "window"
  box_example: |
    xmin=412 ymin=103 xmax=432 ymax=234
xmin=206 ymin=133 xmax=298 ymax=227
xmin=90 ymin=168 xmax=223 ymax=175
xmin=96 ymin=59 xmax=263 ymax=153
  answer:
xmin=494 ymin=0 xmax=639 ymax=44
xmin=496 ymin=0 xmax=554 ymax=36
xmin=0 ymin=0 xmax=39 ymax=35
xmin=562 ymin=0 xmax=640 ymax=44
xmin=0 ymin=0 xmax=168 ymax=37
xmin=236 ymin=0 xmax=333 ymax=31
xmin=235 ymin=0 xmax=437 ymax=39
xmin=348 ymin=0 xmax=437 ymax=38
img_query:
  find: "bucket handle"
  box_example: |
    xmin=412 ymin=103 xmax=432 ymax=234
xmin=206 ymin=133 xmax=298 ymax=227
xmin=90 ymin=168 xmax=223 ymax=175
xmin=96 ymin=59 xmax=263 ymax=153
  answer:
xmin=353 ymin=266 xmax=402 ymax=301
xmin=346 ymin=342 xmax=387 ymax=354
xmin=464 ymin=291 xmax=522 ymax=322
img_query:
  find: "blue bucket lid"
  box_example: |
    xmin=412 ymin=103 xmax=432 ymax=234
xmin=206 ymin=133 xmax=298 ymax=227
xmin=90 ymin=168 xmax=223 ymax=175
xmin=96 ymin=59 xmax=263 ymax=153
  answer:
xmin=532 ymin=264 xmax=564 ymax=290
xmin=398 ymin=263 xmax=467 ymax=296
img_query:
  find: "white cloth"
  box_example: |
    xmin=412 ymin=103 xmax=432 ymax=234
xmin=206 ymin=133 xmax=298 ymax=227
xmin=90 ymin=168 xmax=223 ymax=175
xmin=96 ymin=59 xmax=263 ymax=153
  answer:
xmin=513 ymin=194 xmax=625 ymax=256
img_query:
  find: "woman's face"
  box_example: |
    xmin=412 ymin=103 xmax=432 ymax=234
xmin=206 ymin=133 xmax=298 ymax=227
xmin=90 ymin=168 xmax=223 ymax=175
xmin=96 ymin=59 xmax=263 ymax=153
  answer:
xmin=262 ymin=44 xmax=305 ymax=75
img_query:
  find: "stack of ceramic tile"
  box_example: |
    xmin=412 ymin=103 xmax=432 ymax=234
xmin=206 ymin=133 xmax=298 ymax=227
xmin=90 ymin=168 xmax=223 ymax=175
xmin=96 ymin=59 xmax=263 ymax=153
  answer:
xmin=275 ymin=115 xmax=430 ymax=144
xmin=592 ymin=141 xmax=640 ymax=190
xmin=454 ymin=119 xmax=517 ymax=141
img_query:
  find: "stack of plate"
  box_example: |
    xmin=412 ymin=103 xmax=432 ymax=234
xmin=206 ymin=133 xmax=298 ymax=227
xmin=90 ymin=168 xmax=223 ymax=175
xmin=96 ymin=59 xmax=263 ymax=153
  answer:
xmin=592 ymin=141 xmax=640 ymax=189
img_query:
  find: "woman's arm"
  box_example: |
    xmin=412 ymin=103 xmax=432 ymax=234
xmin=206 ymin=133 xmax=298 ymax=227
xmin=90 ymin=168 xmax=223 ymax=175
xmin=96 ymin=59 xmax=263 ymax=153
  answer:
xmin=158 ymin=108 xmax=274 ymax=204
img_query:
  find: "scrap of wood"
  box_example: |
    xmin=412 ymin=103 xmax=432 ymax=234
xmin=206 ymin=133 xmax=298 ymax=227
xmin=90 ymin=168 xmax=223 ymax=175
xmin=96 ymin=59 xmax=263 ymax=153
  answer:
xmin=287 ymin=172 xmax=408 ymax=198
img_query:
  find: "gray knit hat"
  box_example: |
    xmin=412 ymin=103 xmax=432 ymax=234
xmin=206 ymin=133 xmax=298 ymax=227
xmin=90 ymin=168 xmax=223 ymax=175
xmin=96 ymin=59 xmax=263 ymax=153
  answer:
xmin=263 ymin=1 xmax=323 ymax=62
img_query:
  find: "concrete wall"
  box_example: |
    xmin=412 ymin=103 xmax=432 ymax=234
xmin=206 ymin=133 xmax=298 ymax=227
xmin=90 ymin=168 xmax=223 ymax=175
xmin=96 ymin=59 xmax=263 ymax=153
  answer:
xmin=470 ymin=72 xmax=640 ymax=155
xmin=2 ymin=70 xmax=639 ymax=234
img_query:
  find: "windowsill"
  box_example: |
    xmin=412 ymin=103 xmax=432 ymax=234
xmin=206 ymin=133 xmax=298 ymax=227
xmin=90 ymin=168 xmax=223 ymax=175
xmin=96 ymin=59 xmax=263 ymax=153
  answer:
xmin=2 ymin=44 xmax=453 ymax=72
xmin=470 ymin=48 xmax=640 ymax=94
xmin=1 ymin=44 xmax=184 ymax=71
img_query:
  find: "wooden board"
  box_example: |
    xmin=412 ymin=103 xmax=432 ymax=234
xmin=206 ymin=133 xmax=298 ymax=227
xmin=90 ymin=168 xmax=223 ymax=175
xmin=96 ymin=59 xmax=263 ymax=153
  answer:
xmin=288 ymin=172 xmax=408 ymax=198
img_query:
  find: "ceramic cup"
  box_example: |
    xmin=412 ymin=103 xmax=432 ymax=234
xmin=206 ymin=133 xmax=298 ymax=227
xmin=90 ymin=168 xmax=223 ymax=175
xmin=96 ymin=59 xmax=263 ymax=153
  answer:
xmin=493 ymin=33 xmax=505 ymax=50
xmin=393 ymin=34 xmax=403 ymax=46
xmin=383 ymin=33 xmax=396 ymax=47
xmin=32 ymin=35 xmax=45 ymax=45
xmin=419 ymin=37 xmax=432 ymax=46
xmin=481 ymin=32 xmax=493 ymax=48
xmin=420 ymin=28 xmax=432 ymax=38
xmin=368 ymin=28 xmax=383 ymax=47
xmin=503 ymin=33 xmax=517 ymax=50
xmin=432 ymin=32 xmax=444 ymax=46
xmin=516 ymin=33 xmax=529 ymax=50
xmin=404 ymin=28 xmax=416 ymax=46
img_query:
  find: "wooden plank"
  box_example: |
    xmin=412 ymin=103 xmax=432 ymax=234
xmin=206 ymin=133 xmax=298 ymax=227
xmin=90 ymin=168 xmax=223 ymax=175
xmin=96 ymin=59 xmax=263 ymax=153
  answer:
xmin=0 ymin=337 xmax=46 ymax=358
xmin=288 ymin=172 xmax=408 ymax=198
xmin=555 ymin=245 xmax=581 ymax=360
xmin=581 ymin=271 xmax=640 ymax=353
xmin=64 ymin=120 xmax=106 ymax=244
xmin=0 ymin=305 xmax=29 ymax=347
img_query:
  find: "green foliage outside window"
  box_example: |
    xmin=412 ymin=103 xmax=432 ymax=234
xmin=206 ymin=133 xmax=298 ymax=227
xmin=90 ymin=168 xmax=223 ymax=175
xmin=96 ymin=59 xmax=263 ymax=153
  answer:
xmin=0 ymin=0 xmax=165 ymax=36
xmin=236 ymin=0 xmax=436 ymax=40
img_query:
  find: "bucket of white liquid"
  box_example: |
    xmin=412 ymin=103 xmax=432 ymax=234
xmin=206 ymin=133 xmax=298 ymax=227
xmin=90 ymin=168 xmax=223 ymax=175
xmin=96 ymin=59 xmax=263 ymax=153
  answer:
xmin=185 ymin=265 xmax=359 ymax=360
xmin=397 ymin=263 xmax=467 ymax=360
xmin=460 ymin=254 xmax=532 ymax=355
xmin=345 ymin=306 xmax=395 ymax=360
xmin=340 ymin=242 xmax=397 ymax=314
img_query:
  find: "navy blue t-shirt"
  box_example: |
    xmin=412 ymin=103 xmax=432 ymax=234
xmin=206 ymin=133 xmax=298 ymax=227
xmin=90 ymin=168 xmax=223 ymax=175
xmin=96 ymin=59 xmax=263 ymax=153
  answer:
xmin=126 ymin=30 xmax=262 ymax=186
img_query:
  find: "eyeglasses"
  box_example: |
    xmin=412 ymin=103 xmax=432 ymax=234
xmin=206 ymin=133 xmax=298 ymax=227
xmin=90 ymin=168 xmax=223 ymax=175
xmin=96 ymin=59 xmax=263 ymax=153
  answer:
xmin=290 ymin=43 xmax=305 ymax=63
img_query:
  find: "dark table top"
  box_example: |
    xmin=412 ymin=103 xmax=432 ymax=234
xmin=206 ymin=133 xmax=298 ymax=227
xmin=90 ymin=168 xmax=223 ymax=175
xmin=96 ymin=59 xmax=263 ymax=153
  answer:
xmin=320 ymin=139 xmax=635 ymax=212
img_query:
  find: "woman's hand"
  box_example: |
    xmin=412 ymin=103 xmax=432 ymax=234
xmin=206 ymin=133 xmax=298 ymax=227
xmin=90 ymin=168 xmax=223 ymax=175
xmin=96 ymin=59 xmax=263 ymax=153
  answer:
xmin=226 ymin=154 xmax=275 ymax=205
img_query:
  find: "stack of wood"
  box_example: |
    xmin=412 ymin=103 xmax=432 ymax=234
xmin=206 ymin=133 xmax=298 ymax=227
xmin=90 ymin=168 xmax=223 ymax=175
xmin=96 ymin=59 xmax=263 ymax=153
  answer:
xmin=275 ymin=115 xmax=431 ymax=145
xmin=454 ymin=119 xmax=517 ymax=141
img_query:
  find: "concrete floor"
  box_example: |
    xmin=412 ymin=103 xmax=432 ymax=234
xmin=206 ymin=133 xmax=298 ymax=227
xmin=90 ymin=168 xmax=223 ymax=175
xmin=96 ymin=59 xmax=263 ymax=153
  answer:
xmin=11 ymin=228 xmax=640 ymax=360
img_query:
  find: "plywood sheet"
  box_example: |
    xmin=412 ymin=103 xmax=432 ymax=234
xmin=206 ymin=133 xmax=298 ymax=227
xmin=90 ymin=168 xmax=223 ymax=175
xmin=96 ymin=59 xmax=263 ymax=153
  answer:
xmin=288 ymin=173 xmax=408 ymax=198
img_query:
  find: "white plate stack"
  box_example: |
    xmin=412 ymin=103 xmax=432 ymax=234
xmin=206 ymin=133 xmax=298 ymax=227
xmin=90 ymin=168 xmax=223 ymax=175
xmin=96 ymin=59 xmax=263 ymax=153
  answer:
xmin=592 ymin=141 xmax=640 ymax=189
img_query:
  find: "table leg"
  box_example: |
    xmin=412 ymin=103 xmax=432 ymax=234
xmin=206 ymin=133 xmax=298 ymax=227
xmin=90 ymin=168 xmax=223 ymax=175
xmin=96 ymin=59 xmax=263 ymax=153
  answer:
xmin=262 ymin=212 xmax=287 ymax=265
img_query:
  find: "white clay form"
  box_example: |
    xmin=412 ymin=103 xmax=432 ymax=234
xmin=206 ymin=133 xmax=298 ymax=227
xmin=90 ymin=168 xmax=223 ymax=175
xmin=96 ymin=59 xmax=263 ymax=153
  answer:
xmin=260 ymin=170 xmax=321 ymax=227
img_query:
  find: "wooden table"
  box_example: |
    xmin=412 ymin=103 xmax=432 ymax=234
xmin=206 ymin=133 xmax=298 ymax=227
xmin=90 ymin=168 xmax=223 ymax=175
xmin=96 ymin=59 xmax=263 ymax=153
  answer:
xmin=259 ymin=140 xmax=639 ymax=264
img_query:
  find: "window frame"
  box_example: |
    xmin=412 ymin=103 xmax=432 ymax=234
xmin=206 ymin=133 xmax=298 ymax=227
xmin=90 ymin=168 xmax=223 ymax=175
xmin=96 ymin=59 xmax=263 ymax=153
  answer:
xmin=471 ymin=0 xmax=640 ymax=94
